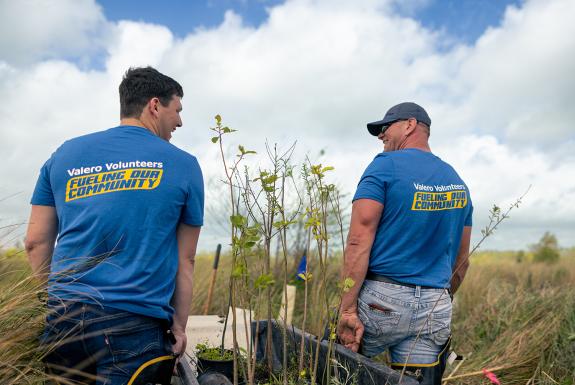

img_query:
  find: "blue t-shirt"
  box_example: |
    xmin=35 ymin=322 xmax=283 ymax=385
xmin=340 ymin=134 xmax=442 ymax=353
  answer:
xmin=353 ymin=149 xmax=472 ymax=288
xmin=31 ymin=125 xmax=204 ymax=321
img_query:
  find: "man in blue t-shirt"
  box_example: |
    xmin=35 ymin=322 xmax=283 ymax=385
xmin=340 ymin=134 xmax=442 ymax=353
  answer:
xmin=337 ymin=102 xmax=472 ymax=381
xmin=25 ymin=67 xmax=204 ymax=384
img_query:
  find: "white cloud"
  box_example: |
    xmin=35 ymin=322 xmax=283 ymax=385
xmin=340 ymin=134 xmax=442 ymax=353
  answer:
xmin=0 ymin=0 xmax=108 ymax=66
xmin=438 ymin=135 xmax=575 ymax=249
xmin=1 ymin=0 xmax=574 ymax=251
xmin=455 ymin=0 xmax=575 ymax=147
xmin=106 ymin=21 xmax=174 ymax=75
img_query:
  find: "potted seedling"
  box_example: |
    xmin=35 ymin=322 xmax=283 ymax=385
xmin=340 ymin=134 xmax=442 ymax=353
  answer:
xmin=195 ymin=343 xmax=235 ymax=382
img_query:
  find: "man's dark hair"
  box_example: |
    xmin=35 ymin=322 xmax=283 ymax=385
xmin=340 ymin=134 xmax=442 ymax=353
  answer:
xmin=119 ymin=67 xmax=184 ymax=118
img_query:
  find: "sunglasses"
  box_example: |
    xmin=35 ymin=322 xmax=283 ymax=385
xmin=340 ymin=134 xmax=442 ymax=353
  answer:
xmin=380 ymin=119 xmax=407 ymax=135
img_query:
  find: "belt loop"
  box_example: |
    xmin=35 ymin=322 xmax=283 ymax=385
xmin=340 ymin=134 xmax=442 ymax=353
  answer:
xmin=415 ymin=285 xmax=421 ymax=298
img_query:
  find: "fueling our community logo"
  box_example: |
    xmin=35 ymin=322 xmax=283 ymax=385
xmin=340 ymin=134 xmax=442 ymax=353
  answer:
xmin=65 ymin=161 xmax=163 ymax=202
xmin=411 ymin=183 xmax=468 ymax=211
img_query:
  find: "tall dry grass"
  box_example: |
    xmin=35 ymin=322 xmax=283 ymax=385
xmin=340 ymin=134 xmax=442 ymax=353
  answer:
xmin=0 ymin=251 xmax=50 ymax=385
xmin=2 ymin=247 xmax=574 ymax=384
xmin=447 ymin=256 xmax=575 ymax=384
xmin=191 ymin=249 xmax=575 ymax=384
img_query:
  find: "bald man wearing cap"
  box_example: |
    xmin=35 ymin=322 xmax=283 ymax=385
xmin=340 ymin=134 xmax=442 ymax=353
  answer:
xmin=337 ymin=102 xmax=473 ymax=383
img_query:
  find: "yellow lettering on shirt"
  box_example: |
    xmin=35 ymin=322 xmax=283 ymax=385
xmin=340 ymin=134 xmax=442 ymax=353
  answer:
xmin=411 ymin=190 xmax=468 ymax=211
xmin=65 ymin=168 xmax=163 ymax=202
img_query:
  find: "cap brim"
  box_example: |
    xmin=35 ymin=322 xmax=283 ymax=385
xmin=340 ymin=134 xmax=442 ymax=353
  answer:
xmin=367 ymin=120 xmax=385 ymax=136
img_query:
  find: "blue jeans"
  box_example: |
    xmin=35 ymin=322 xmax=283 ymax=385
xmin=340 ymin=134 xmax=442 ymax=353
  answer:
xmin=41 ymin=300 xmax=174 ymax=385
xmin=358 ymin=279 xmax=452 ymax=366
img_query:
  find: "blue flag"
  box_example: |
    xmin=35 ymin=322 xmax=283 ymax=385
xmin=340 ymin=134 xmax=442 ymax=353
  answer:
xmin=296 ymin=253 xmax=307 ymax=280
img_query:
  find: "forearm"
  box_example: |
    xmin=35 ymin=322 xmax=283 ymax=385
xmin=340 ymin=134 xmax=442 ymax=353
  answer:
xmin=25 ymin=205 xmax=58 ymax=284
xmin=26 ymin=242 xmax=53 ymax=283
xmin=340 ymin=236 xmax=372 ymax=313
xmin=171 ymin=256 xmax=195 ymax=333
xmin=339 ymin=200 xmax=381 ymax=313
xmin=450 ymin=256 xmax=469 ymax=294
xmin=450 ymin=226 xmax=472 ymax=294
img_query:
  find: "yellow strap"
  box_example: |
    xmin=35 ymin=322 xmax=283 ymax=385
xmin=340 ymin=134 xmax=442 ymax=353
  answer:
xmin=127 ymin=355 xmax=174 ymax=385
xmin=392 ymin=361 xmax=439 ymax=368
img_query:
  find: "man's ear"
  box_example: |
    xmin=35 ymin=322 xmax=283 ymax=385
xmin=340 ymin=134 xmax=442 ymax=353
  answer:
xmin=405 ymin=118 xmax=417 ymax=136
xmin=148 ymin=97 xmax=160 ymax=118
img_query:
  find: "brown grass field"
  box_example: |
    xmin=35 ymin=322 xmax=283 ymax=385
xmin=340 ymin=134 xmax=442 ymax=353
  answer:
xmin=1 ymin=247 xmax=573 ymax=384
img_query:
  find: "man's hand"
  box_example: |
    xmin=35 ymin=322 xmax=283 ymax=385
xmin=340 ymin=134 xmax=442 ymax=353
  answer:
xmin=337 ymin=310 xmax=364 ymax=352
xmin=170 ymin=327 xmax=187 ymax=357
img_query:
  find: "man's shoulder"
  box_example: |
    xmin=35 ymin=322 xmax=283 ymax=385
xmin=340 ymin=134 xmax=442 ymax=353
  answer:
xmin=369 ymin=151 xmax=408 ymax=171
xmin=372 ymin=149 xmax=428 ymax=162
xmin=165 ymin=143 xmax=199 ymax=166
xmin=58 ymin=128 xmax=115 ymax=149
xmin=371 ymin=151 xmax=394 ymax=163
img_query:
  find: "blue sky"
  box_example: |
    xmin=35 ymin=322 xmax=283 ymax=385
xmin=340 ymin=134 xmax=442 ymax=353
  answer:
xmin=98 ymin=0 xmax=522 ymax=45
xmin=97 ymin=0 xmax=284 ymax=36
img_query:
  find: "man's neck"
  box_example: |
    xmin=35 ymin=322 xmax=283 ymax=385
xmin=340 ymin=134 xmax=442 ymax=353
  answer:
xmin=119 ymin=118 xmax=160 ymax=137
xmin=403 ymin=143 xmax=432 ymax=152
xmin=120 ymin=118 xmax=146 ymax=128
xmin=400 ymin=132 xmax=432 ymax=152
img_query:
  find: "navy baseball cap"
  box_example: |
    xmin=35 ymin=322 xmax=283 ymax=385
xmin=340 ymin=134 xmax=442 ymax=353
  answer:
xmin=367 ymin=102 xmax=431 ymax=136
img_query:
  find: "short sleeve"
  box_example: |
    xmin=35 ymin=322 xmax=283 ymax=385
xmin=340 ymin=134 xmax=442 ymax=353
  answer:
xmin=464 ymin=197 xmax=473 ymax=227
xmin=31 ymin=158 xmax=56 ymax=207
xmin=352 ymin=154 xmax=395 ymax=205
xmin=181 ymin=158 xmax=204 ymax=226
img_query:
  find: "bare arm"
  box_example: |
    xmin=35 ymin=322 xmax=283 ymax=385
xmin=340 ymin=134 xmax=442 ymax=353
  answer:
xmin=25 ymin=205 xmax=58 ymax=284
xmin=170 ymin=223 xmax=201 ymax=355
xmin=337 ymin=199 xmax=383 ymax=352
xmin=450 ymin=226 xmax=471 ymax=294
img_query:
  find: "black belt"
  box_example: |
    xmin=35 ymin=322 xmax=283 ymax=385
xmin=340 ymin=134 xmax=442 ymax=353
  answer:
xmin=366 ymin=272 xmax=440 ymax=290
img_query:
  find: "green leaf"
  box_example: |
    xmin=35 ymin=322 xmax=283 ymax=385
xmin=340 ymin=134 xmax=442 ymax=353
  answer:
xmin=230 ymin=214 xmax=246 ymax=227
xmin=215 ymin=114 xmax=221 ymax=123
xmin=211 ymin=136 xmax=219 ymax=143
xmin=321 ymin=166 xmax=334 ymax=173
xmin=231 ymin=267 xmax=244 ymax=278
xmin=343 ymin=277 xmax=355 ymax=292
xmin=275 ymin=219 xmax=297 ymax=229
xmin=223 ymin=126 xmax=231 ymax=133
xmin=254 ymin=273 xmax=275 ymax=289
xmin=262 ymin=175 xmax=278 ymax=185
xmin=231 ymin=262 xmax=247 ymax=278
xmin=344 ymin=277 xmax=355 ymax=287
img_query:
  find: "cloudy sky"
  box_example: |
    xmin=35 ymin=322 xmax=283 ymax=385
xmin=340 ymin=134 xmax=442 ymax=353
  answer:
xmin=0 ymin=0 xmax=573 ymax=252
